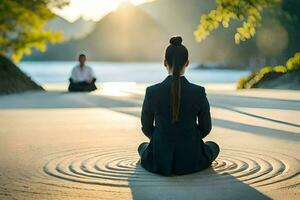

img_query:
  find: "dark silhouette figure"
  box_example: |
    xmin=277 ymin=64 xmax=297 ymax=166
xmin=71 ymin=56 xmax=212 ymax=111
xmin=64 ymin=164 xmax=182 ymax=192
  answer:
xmin=68 ymin=54 xmax=97 ymax=92
xmin=138 ymin=36 xmax=219 ymax=176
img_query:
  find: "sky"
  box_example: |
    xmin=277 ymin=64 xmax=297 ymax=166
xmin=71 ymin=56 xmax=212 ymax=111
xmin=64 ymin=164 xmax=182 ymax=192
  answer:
xmin=52 ymin=0 xmax=155 ymax=22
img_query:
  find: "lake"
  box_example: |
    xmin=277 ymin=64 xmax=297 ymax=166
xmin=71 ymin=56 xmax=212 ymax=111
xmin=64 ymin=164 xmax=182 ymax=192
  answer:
xmin=19 ymin=62 xmax=250 ymax=84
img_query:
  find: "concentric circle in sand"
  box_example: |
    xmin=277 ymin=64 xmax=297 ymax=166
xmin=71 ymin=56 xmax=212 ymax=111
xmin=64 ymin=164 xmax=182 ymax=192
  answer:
xmin=43 ymin=147 xmax=300 ymax=189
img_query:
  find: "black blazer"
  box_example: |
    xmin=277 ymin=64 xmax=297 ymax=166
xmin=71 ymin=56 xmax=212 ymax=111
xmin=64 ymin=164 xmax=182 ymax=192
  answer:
xmin=140 ymin=75 xmax=212 ymax=176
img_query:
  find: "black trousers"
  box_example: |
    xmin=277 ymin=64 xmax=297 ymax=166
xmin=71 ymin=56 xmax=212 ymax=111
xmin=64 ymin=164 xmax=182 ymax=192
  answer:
xmin=138 ymin=141 xmax=220 ymax=164
xmin=68 ymin=78 xmax=97 ymax=92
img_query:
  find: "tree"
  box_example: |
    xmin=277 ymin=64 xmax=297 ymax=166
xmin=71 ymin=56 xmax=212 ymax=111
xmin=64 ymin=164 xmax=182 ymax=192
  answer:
xmin=194 ymin=0 xmax=282 ymax=44
xmin=0 ymin=0 xmax=68 ymax=61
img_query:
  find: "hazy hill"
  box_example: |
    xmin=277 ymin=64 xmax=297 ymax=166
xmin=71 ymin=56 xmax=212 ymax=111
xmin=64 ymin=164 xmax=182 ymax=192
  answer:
xmin=27 ymin=3 xmax=169 ymax=61
xmin=139 ymin=0 xmax=300 ymax=66
xmin=46 ymin=16 xmax=95 ymax=40
xmin=26 ymin=0 xmax=256 ymax=66
xmin=139 ymin=0 xmax=258 ymax=66
xmin=26 ymin=0 xmax=299 ymax=66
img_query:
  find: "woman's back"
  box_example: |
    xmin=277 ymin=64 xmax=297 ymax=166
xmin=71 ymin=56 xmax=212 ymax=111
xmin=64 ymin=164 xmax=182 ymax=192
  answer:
xmin=140 ymin=75 xmax=213 ymax=175
xmin=138 ymin=36 xmax=219 ymax=176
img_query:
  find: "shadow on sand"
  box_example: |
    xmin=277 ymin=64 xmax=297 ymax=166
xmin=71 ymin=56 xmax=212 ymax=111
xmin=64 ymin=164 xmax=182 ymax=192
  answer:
xmin=2 ymin=91 xmax=296 ymax=199
xmin=0 ymin=91 xmax=299 ymax=141
xmin=128 ymin=166 xmax=271 ymax=200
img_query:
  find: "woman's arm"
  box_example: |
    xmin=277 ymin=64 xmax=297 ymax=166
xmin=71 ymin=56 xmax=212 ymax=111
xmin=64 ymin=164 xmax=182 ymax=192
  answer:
xmin=197 ymin=88 xmax=212 ymax=139
xmin=141 ymin=87 xmax=154 ymax=139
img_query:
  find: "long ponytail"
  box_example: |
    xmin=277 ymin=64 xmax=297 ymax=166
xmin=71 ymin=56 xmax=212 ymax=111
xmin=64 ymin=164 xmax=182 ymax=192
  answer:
xmin=165 ymin=36 xmax=189 ymax=123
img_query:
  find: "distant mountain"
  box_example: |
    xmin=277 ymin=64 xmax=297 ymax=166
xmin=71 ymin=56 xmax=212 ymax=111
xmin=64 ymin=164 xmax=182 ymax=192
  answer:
xmin=139 ymin=0 xmax=256 ymax=66
xmin=27 ymin=1 xmax=255 ymax=65
xmin=139 ymin=0 xmax=299 ymax=66
xmin=26 ymin=0 xmax=298 ymax=66
xmin=26 ymin=3 xmax=169 ymax=61
xmin=46 ymin=16 xmax=95 ymax=40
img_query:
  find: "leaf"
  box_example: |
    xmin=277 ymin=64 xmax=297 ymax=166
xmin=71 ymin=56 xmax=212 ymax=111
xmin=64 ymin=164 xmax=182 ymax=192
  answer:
xmin=0 ymin=0 xmax=68 ymax=61
xmin=194 ymin=0 xmax=282 ymax=44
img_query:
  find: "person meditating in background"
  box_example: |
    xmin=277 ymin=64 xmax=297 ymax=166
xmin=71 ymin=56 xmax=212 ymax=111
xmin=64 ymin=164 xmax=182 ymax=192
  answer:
xmin=138 ymin=36 xmax=219 ymax=176
xmin=68 ymin=54 xmax=97 ymax=92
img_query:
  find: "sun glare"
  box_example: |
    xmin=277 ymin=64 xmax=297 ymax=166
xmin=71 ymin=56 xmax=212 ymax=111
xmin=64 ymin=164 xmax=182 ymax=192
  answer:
xmin=92 ymin=82 xmax=137 ymax=97
xmin=52 ymin=0 xmax=155 ymax=22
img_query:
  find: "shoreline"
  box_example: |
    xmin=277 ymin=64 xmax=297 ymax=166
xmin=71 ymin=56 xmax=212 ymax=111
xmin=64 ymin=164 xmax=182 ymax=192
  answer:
xmin=1 ymin=82 xmax=300 ymax=101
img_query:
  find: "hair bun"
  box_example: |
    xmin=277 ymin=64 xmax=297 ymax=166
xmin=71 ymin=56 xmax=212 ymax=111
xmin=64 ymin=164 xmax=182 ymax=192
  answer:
xmin=170 ymin=36 xmax=183 ymax=46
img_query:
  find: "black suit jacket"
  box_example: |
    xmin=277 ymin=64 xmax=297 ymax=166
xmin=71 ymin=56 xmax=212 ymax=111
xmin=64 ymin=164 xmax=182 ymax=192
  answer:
xmin=140 ymin=75 xmax=212 ymax=176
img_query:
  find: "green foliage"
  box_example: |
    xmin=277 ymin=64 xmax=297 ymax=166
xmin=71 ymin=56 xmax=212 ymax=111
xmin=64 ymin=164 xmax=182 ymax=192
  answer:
xmin=237 ymin=52 xmax=300 ymax=89
xmin=237 ymin=72 xmax=257 ymax=89
xmin=0 ymin=0 xmax=68 ymax=61
xmin=260 ymin=66 xmax=273 ymax=75
xmin=194 ymin=0 xmax=281 ymax=44
xmin=286 ymin=52 xmax=300 ymax=71
xmin=273 ymin=65 xmax=287 ymax=73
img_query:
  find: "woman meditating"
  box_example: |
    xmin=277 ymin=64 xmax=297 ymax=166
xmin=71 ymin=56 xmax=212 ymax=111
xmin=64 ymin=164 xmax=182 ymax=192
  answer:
xmin=138 ymin=36 xmax=219 ymax=176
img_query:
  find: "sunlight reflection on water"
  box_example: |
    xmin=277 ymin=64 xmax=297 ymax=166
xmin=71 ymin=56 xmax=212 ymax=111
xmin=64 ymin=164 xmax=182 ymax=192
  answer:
xmin=19 ymin=62 xmax=250 ymax=85
xmin=93 ymin=82 xmax=137 ymax=96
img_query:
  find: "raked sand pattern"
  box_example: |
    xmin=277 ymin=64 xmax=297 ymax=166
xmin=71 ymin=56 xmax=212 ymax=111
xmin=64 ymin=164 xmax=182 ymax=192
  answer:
xmin=43 ymin=146 xmax=299 ymax=189
xmin=0 ymin=85 xmax=299 ymax=199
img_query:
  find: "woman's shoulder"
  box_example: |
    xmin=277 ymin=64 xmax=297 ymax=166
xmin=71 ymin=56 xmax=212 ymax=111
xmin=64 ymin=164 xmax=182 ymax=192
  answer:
xmin=187 ymin=82 xmax=206 ymax=94
xmin=146 ymin=80 xmax=206 ymax=94
xmin=144 ymin=81 xmax=167 ymax=98
xmin=145 ymin=83 xmax=161 ymax=93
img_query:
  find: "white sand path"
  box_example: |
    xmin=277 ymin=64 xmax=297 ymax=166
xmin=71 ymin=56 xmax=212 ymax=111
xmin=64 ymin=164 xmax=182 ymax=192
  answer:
xmin=0 ymin=84 xmax=299 ymax=200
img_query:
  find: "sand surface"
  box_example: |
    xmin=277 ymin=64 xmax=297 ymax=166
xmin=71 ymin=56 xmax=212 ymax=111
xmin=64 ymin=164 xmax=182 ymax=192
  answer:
xmin=0 ymin=84 xmax=299 ymax=200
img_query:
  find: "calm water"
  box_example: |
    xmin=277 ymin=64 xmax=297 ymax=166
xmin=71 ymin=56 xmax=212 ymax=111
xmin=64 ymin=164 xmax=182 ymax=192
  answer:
xmin=19 ymin=62 xmax=250 ymax=84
